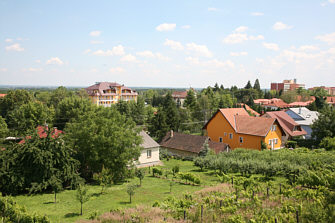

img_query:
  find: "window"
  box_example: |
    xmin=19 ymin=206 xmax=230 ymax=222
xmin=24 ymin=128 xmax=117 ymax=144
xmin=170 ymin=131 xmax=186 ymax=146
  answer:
xmin=269 ymin=139 xmax=272 ymax=145
xmin=147 ymin=150 xmax=152 ymax=158
xmin=272 ymin=125 xmax=277 ymax=131
xmin=239 ymin=137 xmax=243 ymax=143
xmin=229 ymin=133 xmax=233 ymax=139
xmin=219 ymin=137 xmax=223 ymax=142
xmin=224 ymin=132 xmax=227 ymax=137
xmin=274 ymin=138 xmax=278 ymax=144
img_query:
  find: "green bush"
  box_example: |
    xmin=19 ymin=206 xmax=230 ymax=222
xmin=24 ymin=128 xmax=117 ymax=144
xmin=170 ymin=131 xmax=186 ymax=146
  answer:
xmin=286 ymin=141 xmax=297 ymax=149
xmin=152 ymin=167 xmax=162 ymax=177
xmin=320 ymin=137 xmax=335 ymax=151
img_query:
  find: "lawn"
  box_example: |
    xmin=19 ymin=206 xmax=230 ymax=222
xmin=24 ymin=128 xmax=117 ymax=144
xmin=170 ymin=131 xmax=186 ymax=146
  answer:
xmin=14 ymin=159 xmax=219 ymax=222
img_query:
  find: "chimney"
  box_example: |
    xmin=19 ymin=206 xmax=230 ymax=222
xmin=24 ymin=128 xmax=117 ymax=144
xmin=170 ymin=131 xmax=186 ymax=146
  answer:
xmin=294 ymin=78 xmax=297 ymax=84
xmin=299 ymin=107 xmax=301 ymax=114
xmin=170 ymin=130 xmax=174 ymax=137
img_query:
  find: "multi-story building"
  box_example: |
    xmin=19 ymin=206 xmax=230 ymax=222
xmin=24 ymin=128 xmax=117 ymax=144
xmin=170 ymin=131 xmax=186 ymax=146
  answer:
xmin=271 ymin=79 xmax=305 ymax=92
xmin=85 ymin=82 xmax=138 ymax=107
xmin=308 ymin=86 xmax=335 ymax=96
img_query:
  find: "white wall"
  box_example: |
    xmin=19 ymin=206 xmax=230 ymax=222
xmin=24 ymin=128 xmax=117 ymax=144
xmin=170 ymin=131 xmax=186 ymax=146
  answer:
xmin=138 ymin=147 xmax=160 ymax=165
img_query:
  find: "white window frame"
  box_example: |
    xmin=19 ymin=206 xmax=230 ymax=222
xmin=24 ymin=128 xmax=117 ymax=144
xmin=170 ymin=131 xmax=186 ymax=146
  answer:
xmin=229 ymin=133 xmax=233 ymax=139
xmin=147 ymin=149 xmax=152 ymax=158
xmin=274 ymin=138 xmax=278 ymax=144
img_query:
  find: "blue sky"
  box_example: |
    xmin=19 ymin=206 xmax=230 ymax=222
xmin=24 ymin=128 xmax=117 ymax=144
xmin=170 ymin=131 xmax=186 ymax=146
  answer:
xmin=0 ymin=0 xmax=334 ymax=88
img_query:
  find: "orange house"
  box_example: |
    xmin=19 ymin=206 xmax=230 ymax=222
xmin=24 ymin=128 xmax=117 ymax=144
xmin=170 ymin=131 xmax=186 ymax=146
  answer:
xmin=203 ymin=108 xmax=285 ymax=150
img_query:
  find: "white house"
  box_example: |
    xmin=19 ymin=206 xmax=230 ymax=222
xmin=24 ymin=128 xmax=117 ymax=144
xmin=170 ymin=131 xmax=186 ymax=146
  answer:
xmin=285 ymin=107 xmax=319 ymax=139
xmin=136 ymin=131 xmax=161 ymax=167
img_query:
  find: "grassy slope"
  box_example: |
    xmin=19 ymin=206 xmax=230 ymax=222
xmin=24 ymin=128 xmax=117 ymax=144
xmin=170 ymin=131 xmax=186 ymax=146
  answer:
xmin=14 ymin=159 xmax=219 ymax=223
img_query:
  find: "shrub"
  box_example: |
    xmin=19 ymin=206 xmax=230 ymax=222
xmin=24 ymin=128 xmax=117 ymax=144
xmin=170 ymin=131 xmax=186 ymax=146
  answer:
xmin=320 ymin=137 xmax=335 ymax=151
xmin=152 ymin=167 xmax=162 ymax=177
xmin=286 ymin=141 xmax=297 ymax=149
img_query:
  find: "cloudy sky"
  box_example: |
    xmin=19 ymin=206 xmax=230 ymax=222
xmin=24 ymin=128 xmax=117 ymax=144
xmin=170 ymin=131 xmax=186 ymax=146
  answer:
xmin=0 ymin=0 xmax=334 ymax=88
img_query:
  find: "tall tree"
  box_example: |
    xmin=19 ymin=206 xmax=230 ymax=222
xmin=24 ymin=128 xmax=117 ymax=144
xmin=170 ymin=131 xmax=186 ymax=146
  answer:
xmin=7 ymin=101 xmax=55 ymax=135
xmin=49 ymin=86 xmax=72 ymax=108
xmin=162 ymin=93 xmax=180 ymax=131
xmin=64 ymin=107 xmax=142 ymax=182
xmin=0 ymin=115 xmax=8 ymax=139
xmin=245 ymin=80 xmax=252 ymax=89
xmin=184 ymin=89 xmax=197 ymax=109
xmin=149 ymin=107 xmax=169 ymax=141
xmin=253 ymin=79 xmax=261 ymax=91
xmin=0 ymin=89 xmax=33 ymax=118
xmin=312 ymin=108 xmax=335 ymax=144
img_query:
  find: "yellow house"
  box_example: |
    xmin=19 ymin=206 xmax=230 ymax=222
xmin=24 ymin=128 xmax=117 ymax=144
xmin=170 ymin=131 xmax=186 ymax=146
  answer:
xmin=203 ymin=108 xmax=284 ymax=150
xmin=85 ymin=82 xmax=138 ymax=107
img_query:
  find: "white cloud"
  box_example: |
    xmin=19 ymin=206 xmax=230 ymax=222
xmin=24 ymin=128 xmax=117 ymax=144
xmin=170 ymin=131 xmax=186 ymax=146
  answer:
xmin=164 ymin=39 xmax=184 ymax=50
xmin=120 ymin=54 xmax=137 ymax=62
xmin=110 ymin=67 xmax=125 ymax=73
xmin=0 ymin=68 xmax=8 ymax=72
xmin=89 ymin=30 xmax=101 ymax=37
xmin=251 ymin=12 xmax=264 ymax=16
xmin=136 ymin=51 xmax=155 ymax=58
xmin=185 ymin=57 xmax=235 ymax=69
xmin=46 ymin=57 xmax=64 ymax=65
xmin=22 ymin=67 xmax=43 ymax=72
xmin=90 ymin=40 xmax=104 ymax=44
xmin=92 ymin=45 xmax=125 ymax=56
xmin=5 ymin=38 xmax=13 ymax=43
xmin=263 ymin=42 xmax=280 ymax=51
xmin=230 ymin=52 xmax=248 ymax=56
xmin=208 ymin=7 xmax=219 ymax=11
xmin=316 ymin=32 xmax=335 ymax=45
xmin=223 ymin=33 xmax=249 ymax=44
xmin=5 ymin=43 xmax=24 ymax=52
xmin=186 ymin=42 xmax=213 ymax=58
xmin=35 ymin=60 xmax=41 ymax=63
xmin=155 ymin=53 xmax=170 ymax=61
xmin=156 ymin=23 xmax=176 ymax=31
xmin=235 ymin=26 xmax=248 ymax=33
xmin=249 ymin=35 xmax=264 ymax=40
xmin=181 ymin=25 xmax=191 ymax=29
xmin=299 ymin=45 xmax=319 ymax=51
xmin=273 ymin=22 xmax=293 ymax=30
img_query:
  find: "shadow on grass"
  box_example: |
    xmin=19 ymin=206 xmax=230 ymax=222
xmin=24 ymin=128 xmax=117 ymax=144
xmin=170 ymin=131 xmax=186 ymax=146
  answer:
xmin=64 ymin=212 xmax=80 ymax=218
xmin=119 ymin=201 xmax=130 ymax=205
xmin=43 ymin=201 xmax=55 ymax=204
xmin=91 ymin=192 xmax=101 ymax=197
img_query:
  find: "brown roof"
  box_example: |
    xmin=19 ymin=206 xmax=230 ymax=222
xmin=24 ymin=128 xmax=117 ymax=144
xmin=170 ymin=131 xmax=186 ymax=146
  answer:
xmin=160 ymin=131 xmax=229 ymax=154
xmin=264 ymin=100 xmax=290 ymax=108
xmin=203 ymin=108 xmax=281 ymax=137
xmin=139 ymin=131 xmax=160 ymax=149
xmin=263 ymin=111 xmax=306 ymax=137
xmin=172 ymin=91 xmax=188 ymax=99
xmin=237 ymin=103 xmax=260 ymax=116
xmin=235 ymin=115 xmax=276 ymax=137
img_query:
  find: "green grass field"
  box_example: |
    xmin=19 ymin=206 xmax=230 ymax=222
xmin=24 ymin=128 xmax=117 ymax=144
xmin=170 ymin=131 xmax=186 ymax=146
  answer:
xmin=14 ymin=159 xmax=219 ymax=222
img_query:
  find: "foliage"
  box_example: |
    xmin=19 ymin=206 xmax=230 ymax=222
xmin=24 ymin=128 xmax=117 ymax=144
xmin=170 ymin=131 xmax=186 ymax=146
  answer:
xmin=312 ymin=108 xmax=335 ymax=144
xmin=126 ymin=184 xmax=137 ymax=203
xmin=0 ymin=127 xmax=79 ymax=195
xmin=64 ymin=107 xmax=141 ymax=182
xmin=0 ymin=195 xmax=50 ymax=222
xmin=0 ymin=115 xmax=8 ymax=138
xmin=93 ymin=166 xmax=113 ymax=194
xmin=0 ymin=89 xmax=33 ymax=118
xmin=171 ymin=165 xmax=180 ymax=177
xmin=7 ymin=101 xmax=55 ymax=135
xmin=286 ymin=140 xmax=297 ymax=149
xmin=149 ymin=107 xmax=169 ymax=141
xmin=135 ymin=168 xmax=145 ymax=186
xmin=152 ymin=167 xmax=163 ymax=177
xmin=320 ymin=137 xmax=335 ymax=151
xmin=76 ymin=184 xmax=90 ymax=215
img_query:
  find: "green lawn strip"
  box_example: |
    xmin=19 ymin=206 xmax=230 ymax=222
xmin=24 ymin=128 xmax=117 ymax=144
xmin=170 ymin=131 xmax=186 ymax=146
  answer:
xmin=14 ymin=159 xmax=218 ymax=222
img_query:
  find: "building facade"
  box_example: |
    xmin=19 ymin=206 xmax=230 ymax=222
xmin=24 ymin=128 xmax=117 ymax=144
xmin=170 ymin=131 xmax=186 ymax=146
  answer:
xmin=85 ymin=82 xmax=138 ymax=107
xmin=136 ymin=131 xmax=160 ymax=167
xmin=271 ymin=79 xmax=305 ymax=92
xmin=203 ymin=108 xmax=285 ymax=150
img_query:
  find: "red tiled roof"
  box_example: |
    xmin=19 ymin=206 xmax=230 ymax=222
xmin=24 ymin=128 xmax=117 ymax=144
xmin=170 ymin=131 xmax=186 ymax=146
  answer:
xmin=0 ymin=94 xmax=6 ymax=98
xmin=172 ymin=91 xmax=187 ymax=99
xmin=237 ymin=103 xmax=260 ymax=116
xmin=85 ymin=82 xmax=137 ymax=96
xmin=235 ymin=115 xmax=276 ymax=137
xmin=263 ymin=111 xmax=306 ymax=137
xmin=326 ymin=96 xmax=335 ymax=104
xmin=19 ymin=126 xmax=63 ymax=144
xmin=160 ymin=132 xmax=229 ymax=154
xmin=289 ymin=101 xmax=313 ymax=107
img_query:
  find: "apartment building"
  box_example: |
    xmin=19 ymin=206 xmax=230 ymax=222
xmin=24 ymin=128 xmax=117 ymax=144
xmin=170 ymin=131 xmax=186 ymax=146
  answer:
xmin=271 ymin=79 xmax=305 ymax=92
xmin=85 ymin=82 xmax=138 ymax=107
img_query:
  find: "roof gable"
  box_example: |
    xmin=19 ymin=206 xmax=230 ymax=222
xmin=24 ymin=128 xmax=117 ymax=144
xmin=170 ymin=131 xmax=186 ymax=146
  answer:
xmin=139 ymin=131 xmax=160 ymax=148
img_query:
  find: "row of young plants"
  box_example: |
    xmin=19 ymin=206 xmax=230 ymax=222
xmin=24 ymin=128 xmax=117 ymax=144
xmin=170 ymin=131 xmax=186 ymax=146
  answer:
xmin=194 ymin=148 xmax=335 ymax=188
xmin=151 ymin=166 xmax=201 ymax=185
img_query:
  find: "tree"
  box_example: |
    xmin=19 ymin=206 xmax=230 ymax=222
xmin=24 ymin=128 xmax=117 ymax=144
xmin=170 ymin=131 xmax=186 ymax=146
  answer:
xmin=312 ymin=108 xmax=335 ymax=144
xmin=149 ymin=107 xmax=169 ymax=141
xmin=162 ymin=93 xmax=180 ymax=131
xmin=7 ymin=101 xmax=55 ymax=135
xmin=0 ymin=115 xmax=8 ymax=139
xmin=126 ymin=183 xmax=136 ymax=203
xmin=320 ymin=137 xmax=335 ymax=151
xmin=129 ymin=96 xmax=146 ymax=125
xmin=184 ymin=89 xmax=197 ymax=109
xmin=54 ymin=96 xmax=96 ymax=130
xmin=245 ymin=81 xmax=252 ymax=89
xmin=135 ymin=168 xmax=145 ymax=186
xmin=0 ymin=89 xmax=33 ymax=118
xmin=0 ymin=127 xmax=79 ymax=195
xmin=280 ymin=91 xmax=297 ymax=104
xmin=253 ymin=79 xmax=261 ymax=91
xmin=76 ymin=184 xmax=90 ymax=215
xmin=199 ymin=138 xmax=210 ymax=157
xmin=49 ymin=175 xmax=63 ymax=203
xmin=64 ymin=107 xmax=142 ymax=182
xmin=49 ymin=86 xmax=72 ymax=108
xmin=93 ymin=166 xmax=113 ymax=194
